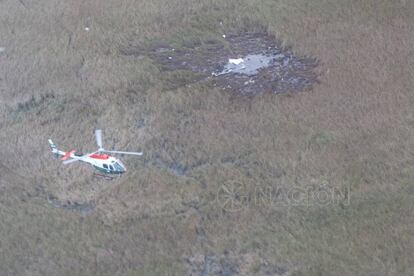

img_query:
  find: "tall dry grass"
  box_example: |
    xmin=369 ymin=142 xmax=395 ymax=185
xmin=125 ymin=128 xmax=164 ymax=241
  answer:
xmin=1 ymin=0 xmax=414 ymax=274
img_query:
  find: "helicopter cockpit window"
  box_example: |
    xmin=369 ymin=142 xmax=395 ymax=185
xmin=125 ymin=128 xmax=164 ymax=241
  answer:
xmin=113 ymin=162 xmax=123 ymax=171
xmin=103 ymin=164 xmax=108 ymax=169
xmin=109 ymin=165 xmax=114 ymax=171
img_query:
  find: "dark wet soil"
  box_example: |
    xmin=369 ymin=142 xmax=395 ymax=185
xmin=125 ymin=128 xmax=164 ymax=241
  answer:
xmin=185 ymin=252 xmax=289 ymax=276
xmin=132 ymin=33 xmax=318 ymax=95
xmin=47 ymin=194 xmax=95 ymax=214
xmin=29 ymin=183 xmax=95 ymax=214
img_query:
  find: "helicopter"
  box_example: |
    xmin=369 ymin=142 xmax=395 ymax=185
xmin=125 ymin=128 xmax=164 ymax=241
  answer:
xmin=48 ymin=129 xmax=142 ymax=175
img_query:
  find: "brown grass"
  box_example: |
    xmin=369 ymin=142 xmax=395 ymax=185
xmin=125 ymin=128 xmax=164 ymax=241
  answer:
xmin=1 ymin=0 xmax=414 ymax=274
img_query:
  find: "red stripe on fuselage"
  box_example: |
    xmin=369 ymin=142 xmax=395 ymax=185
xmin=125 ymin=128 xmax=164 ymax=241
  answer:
xmin=89 ymin=153 xmax=110 ymax=160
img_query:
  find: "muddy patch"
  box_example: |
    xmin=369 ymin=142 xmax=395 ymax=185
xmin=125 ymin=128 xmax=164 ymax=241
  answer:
xmin=185 ymin=252 xmax=290 ymax=276
xmin=47 ymin=194 xmax=95 ymax=214
xmin=132 ymin=33 xmax=318 ymax=95
xmin=28 ymin=184 xmax=95 ymax=214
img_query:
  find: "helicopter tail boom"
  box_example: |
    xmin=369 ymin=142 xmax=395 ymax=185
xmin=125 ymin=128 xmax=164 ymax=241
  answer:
xmin=48 ymin=139 xmax=66 ymax=158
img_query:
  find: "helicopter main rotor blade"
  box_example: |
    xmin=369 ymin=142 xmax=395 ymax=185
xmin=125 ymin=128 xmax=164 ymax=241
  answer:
xmin=103 ymin=150 xmax=143 ymax=156
xmin=63 ymin=155 xmax=89 ymax=165
xmin=95 ymin=129 xmax=103 ymax=150
xmin=63 ymin=158 xmax=80 ymax=165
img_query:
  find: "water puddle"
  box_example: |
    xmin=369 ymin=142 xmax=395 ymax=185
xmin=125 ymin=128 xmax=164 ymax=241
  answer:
xmin=213 ymin=54 xmax=276 ymax=76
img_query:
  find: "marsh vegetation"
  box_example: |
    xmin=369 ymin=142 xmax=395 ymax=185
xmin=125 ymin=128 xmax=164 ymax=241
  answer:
xmin=1 ymin=0 xmax=414 ymax=274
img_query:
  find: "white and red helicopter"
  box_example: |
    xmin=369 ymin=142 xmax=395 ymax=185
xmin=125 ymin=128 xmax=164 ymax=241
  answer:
xmin=48 ymin=130 xmax=142 ymax=175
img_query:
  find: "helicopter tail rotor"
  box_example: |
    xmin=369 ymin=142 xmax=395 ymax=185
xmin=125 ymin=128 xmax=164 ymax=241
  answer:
xmin=48 ymin=139 xmax=57 ymax=151
xmin=48 ymin=139 xmax=64 ymax=159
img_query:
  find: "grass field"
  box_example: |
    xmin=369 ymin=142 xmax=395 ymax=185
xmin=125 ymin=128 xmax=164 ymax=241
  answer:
xmin=1 ymin=0 xmax=414 ymax=275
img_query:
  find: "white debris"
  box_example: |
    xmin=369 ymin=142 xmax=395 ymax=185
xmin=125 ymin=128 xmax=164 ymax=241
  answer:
xmin=214 ymin=54 xmax=275 ymax=76
xmin=84 ymin=27 xmax=90 ymax=31
xmin=274 ymin=54 xmax=285 ymax=60
xmin=222 ymin=34 xmax=226 ymax=38
xmin=229 ymin=58 xmax=244 ymax=65
xmin=168 ymin=56 xmax=172 ymax=60
xmin=0 ymin=47 xmax=5 ymax=53
xmin=244 ymin=79 xmax=255 ymax=85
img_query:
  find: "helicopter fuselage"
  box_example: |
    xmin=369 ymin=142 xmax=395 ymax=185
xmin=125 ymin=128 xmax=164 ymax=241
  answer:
xmin=54 ymin=149 xmax=127 ymax=174
xmin=48 ymin=131 xmax=141 ymax=175
xmin=88 ymin=153 xmax=127 ymax=174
